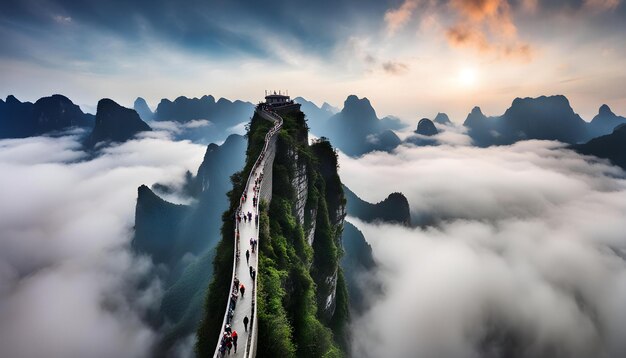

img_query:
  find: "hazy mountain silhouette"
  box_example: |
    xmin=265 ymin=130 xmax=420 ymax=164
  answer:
xmin=588 ymin=104 xmax=626 ymax=139
xmin=84 ymin=99 xmax=151 ymax=148
xmin=150 ymin=95 xmax=253 ymax=143
xmin=343 ymin=185 xmax=411 ymax=226
xmin=433 ymin=112 xmax=452 ymax=125
xmin=294 ymin=96 xmax=335 ymax=135
xmin=133 ymin=133 xmax=246 ymax=351
xmin=0 ymin=94 xmax=94 ymax=138
xmin=321 ymin=101 xmax=339 ymax=114
xmin=133 ymin=97 xmax=154 ymax=121
xmin=380 ymin=115 xmax=408 ymax=131
xmin=341 ymin=221 xmax=379 ymax=313
xmin=415 ymin=118 xmax=438 ymax=136
xmin=322 ymin=95 xmax=401 ymax=156
xmin=573 ymin=124 xmax=626 ymax=170
xmin=341 ymin=185 xmax=410 ymax=313
xmin=464 ymin=95 xmax=590 ymax=147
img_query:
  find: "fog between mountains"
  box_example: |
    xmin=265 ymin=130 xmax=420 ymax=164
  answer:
xmin=340 ymin=140 xmax=626 ymax=358
xmin=0 ymin=130 xmax=205 ymax=358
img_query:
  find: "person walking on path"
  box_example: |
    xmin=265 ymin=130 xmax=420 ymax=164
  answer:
xmin=240 ymin=284 xmax=245 ymax=298
xmin=249 ymin=265 xmax=253 ymax=277
xmin=251 ymin=268 xmax=256 ymax=281
xmin=243 ymin=316 xmax=249 ymax=332
xmin=246 ymin=249 xmax=250 ymax=264
xmin=232 ymin=330 xmax=238 ymax=353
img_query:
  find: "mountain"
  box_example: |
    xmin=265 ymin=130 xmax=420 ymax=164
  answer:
xmin=464 ymin=95 xmax=590 ymax=147
xmin=0 ymin=94 xmax=93 ymax=138
xmin=340 ymin=185 xmax=411 ymax=314
xmin=343 ymin=185 xmax=411 ymax=226
xmin=152 ymin=95 xmax=254 ymax=143
xmin=588 ymin=104 xmax=626 ymax=139
xmin=133 ymin=185 xmax=191 ymax=265
xmin=433 ymin=112 xmax=452 ymax=125
xmin=380 ymin=115 xmax=408 ymax=131
xmin=322 ymin=95 xmax=401 ymax=156
xmin=340 ymin=221 xmax=378 ymax=313
xmin=197 ymin=108 xmax=350 ymax=356
xmin=294 ymin=96 xmax=334 ymax=135
xmin=321 ymin=102 xmax=339 ymax=114
xmin=133 ymin=97 xmax=154 ymax=121
xmin=572 ymin=124 xmax=626 ymax=170
xmin=132 ymin=133 xmax=246 ymax=354
xmin=85 ymin=99 xmax=151 ymax=148
xmin=415 ymin=118 xmax=438 ymax=136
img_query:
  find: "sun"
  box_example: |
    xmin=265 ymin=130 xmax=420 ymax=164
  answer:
xmin=458 ymin=67 xmax=478 ymax=87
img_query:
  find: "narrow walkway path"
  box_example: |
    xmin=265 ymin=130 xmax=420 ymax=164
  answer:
xmin=214 ymin=108 xmax=282 ymax=358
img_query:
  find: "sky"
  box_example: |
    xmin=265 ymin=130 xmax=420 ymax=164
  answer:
xmin=1 ymin=0 xmax=626 ymax=122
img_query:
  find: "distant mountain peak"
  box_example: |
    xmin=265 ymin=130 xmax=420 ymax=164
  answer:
xmin=416 ymin=118 xmax=438 ymax=136
xmin=134 ymin=97 xmax=149 ymax=108
xmin=599 ymin=104 xmax=614 ymax=116
xmin=133 ymin=97 xmax=154 ymax=121
xmin=343 ymin=95 xmax=376 ymax=118
xmin=433 ymin=112 xmax=451 ymax=125
xmin=321 ymin=102 xmax=338 ymax=114
xmin=86 ymin=98 xmax=151 ymax=148
xmin=471 ymin=106 xmax=483 ymax=115
xmin=6 ymin=95 xmax=20 ymax=104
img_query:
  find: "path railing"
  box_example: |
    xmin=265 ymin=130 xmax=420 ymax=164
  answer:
xmin=213 ymin=106 xmax=283 ymax=358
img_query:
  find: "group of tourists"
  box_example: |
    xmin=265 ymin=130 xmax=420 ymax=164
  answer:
xmin=217 ymin=112 xmax=283 ymax=356
xmin=249 ymin=238 xmax=258 ymax=253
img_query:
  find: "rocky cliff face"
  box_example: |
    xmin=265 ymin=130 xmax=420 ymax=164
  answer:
xmin=85 ymin=99 xmax=151 ymax=148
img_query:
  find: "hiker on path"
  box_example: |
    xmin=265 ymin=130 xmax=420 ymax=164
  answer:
xmin=232 ymin=330 xmax=238 ymax=353
xmin=246 ymin=249 xmax=250 ymax=264
xmin=240 ymin=284 xmax=245 ymax=298
xmin=243 ymin=316 xmax=249 ymax=332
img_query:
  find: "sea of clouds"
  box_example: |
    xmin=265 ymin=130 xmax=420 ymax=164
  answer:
xmin=340 ymin=139 xmax=626 ymax=358
xmin=0 ymin=130 xmax=205 ymax=358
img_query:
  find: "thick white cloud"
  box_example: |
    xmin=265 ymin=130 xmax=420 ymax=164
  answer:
xmin=341 ymin=141 xmax=626 ymax=358
xmin=0 ymin=133 xmax=205 ymax=358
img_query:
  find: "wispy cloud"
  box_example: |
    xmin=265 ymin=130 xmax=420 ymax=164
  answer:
xmin=382 ymin=60 xmax=410 ymax=75
xmin=445 ymin=0 xmax=533 ymax=61
xmin=384 ymin=0 xmax=420 ymax=35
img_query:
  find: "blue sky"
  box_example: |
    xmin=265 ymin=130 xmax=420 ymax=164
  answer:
xmin=1 ymin=0 xmax=625 ymax=122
